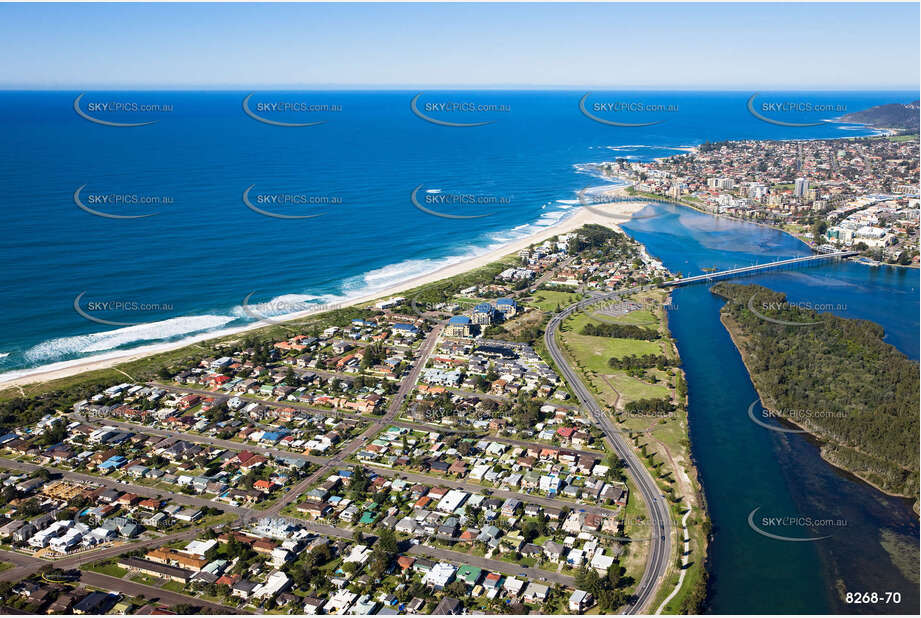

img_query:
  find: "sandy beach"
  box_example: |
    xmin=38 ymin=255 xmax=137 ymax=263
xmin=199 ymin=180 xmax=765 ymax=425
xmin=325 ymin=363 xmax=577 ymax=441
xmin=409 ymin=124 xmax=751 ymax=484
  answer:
xmin=0 ymin=199 xmax=648 ymax=390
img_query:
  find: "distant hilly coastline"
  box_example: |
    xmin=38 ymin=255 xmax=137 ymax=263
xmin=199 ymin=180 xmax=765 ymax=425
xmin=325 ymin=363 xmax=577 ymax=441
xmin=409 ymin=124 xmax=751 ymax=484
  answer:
xmin=839 ymin=100 xmax=920 ymax=131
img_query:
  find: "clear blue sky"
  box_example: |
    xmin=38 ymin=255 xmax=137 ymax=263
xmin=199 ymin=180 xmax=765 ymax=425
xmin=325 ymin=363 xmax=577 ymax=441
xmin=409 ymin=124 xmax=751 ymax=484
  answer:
xmin=1 ymin=2 xmax=918 ymax=89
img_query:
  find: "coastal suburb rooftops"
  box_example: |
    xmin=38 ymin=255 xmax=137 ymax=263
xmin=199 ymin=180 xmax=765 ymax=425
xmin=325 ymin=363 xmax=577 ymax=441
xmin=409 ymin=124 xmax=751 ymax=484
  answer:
xmin=448 ymin=316 xmax=471 ymax=325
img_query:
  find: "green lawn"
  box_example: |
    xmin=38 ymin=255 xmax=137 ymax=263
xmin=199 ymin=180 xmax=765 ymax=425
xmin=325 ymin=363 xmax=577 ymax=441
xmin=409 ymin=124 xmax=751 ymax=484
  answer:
xmin=604 ymin=372 xmax=670 ymax=402
xmin=84 ymin=561 xmax=128 ymax=578
xmin=562 ymin=313 xmax=663 ymax=368
xmin=589 ymin=307 xmax=659 ymax=327
xmin=161 ymin=580 xmax=188 ymax=594
xmin=130 ymin=573 xmax=163 ymax=586
xmin=530 ymin=290 xmax=582 ymax=312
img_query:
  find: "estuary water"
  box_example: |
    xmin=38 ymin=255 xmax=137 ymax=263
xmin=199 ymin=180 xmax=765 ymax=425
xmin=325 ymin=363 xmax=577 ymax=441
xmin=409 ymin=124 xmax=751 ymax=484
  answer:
xmin=622 ymin=204 xmax=920 ymax=614
xmin=0 ymin=90 xmax=917 ymax=613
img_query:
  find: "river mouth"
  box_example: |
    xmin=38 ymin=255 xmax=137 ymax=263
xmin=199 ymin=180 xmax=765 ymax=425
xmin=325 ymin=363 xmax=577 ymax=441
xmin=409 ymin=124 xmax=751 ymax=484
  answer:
xmin=620 ymin=202 xmax=920 ymax=614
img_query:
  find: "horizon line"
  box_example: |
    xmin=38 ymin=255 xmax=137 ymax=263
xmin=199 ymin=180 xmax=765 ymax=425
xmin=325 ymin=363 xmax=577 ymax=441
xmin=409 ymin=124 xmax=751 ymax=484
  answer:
xmin=1 ymin=85 xmax=919 ymax=92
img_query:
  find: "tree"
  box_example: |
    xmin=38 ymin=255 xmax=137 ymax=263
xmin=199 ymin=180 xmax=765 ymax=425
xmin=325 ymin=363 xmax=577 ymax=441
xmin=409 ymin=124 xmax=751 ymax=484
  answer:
xmin=376 ymin=528 xmax=398 ymax=555
xmin=445 ymin=580 xmax=467 ymax=597
xmin=811 ymin=220 xmax=828 ymax=240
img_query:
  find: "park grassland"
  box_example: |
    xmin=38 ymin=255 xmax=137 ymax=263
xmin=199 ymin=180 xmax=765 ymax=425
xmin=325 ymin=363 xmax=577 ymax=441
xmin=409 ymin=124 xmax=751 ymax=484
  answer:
xmin=554 ymin=287 xmax=710 ymax=614
xmin=885 ymin=133 xmax=918 ymax=143
xmin=530 ymin=289 xmax=582 ymax=313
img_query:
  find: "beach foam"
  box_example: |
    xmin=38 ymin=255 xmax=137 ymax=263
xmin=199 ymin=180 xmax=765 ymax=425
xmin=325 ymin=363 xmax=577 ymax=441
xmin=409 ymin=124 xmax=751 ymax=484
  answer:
xmin=24 ymin=315 xmax=236 ymax=363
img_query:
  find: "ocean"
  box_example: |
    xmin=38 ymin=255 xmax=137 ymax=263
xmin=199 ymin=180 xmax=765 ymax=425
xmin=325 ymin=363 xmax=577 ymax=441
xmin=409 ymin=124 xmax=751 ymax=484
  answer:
xmin=0 ymin=89 xmax=909 ymax=375
xmin=0 ymin=90 xmax=918 ymax=613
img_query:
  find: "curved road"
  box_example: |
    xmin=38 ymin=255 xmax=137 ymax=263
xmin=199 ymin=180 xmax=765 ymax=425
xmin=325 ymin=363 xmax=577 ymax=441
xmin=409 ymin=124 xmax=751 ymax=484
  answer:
xmin=544 ymin=286 xmax=673 ymax=614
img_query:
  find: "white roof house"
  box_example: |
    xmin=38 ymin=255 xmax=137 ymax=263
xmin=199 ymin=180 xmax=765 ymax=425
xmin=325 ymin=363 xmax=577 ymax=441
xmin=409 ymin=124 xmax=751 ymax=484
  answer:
xmin=436 ymin=489 xmax=469 ymax=514
xmin=343 ymin=544 xmax=372 ymax=565
xmin=252 ymin=570 xmax=290 ymax=599
xmin=591 ymin=551 xmax=616 ymax=573
xmin=502 ymin=576 xmax=525 ymax=596
xmin=184 ymin=538 xmax=218 ymax=558
xmin=422 ymin=562 xmax=456 ymax=589
xmin=324 ymin=589 xmax=357 ymax=614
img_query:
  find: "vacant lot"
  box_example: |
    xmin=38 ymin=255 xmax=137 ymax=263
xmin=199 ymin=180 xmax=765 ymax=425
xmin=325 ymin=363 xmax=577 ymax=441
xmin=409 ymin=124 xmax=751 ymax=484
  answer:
xmin=529 ymin=289 xmax=581 ymax=312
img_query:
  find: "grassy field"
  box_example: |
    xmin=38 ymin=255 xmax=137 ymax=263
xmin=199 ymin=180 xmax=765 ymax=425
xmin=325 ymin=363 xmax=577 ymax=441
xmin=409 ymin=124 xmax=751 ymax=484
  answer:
xmin=529 ymin=289 xmax=582 ymax=312
xmin=618 ymin=475 xmax=651 ymax=600
xmin=589 ymin=307 xmax=659 ymax=327
xmin=561 ymin=312 xmax=663 ymax=369
xmin=554 ymin=287 xmax=710 ymax=614
xmin=84 ymin=559 xmax=128 ymax=578
xmin=887 ymin=133 xmax=919 ymax=142
xmin=604 ymin=372 xmax=670 ymax=402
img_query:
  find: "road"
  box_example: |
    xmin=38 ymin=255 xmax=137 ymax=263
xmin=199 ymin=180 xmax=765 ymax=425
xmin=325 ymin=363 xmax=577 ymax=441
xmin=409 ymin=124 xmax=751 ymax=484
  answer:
xmin=407 ymin=544 xmax=575 ymax=588
xmin=265 ymin=517 xmax=576 ymax=589
xmin=0 ymin=457 xmax=257 ymax=518
xmin=544 ymin=285 xmax=673 ymax=614
xmin=361 ymin=465 xmax=619 ymax=519
xmin=150 ymin=382 xmax=366 ymax=422
xmin=263 ymin=322 xmax=445 ymax=517
xmin=389 ymin=420 xmax=607 ymax=458
xmin=79 ymin=570 xmax=248 ymax=613
xmin=1 ymin=544 xmax=244 ymax=614
xmin=70 ymin=413 xmax=327 ymax=465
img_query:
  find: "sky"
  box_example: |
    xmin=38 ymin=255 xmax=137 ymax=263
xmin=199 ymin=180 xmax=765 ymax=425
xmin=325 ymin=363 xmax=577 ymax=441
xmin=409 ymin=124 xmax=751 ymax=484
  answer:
xmin=0 ymin=2 xmax=918 ymax=89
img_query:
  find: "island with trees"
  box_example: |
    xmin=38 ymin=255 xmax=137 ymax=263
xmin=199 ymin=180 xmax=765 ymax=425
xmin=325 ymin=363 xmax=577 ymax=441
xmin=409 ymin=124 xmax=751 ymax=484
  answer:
xmin=711 ymin=282 xmax=919 ymax=501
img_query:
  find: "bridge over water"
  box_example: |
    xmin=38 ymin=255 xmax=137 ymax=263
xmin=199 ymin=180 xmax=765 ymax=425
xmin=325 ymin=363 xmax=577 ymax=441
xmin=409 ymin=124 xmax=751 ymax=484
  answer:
xmin=662 ymin=251 xmax=858 ymax=287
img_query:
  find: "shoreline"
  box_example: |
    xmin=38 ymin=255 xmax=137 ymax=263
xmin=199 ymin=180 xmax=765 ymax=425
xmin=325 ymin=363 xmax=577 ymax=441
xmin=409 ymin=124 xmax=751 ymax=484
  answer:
xmin=605 ymin=128 xmax=918 ymax=267
xmin=717 ymin=310 xmax=916 ymax=503
xmin=0 ymin=199 xmax=648 ymax=390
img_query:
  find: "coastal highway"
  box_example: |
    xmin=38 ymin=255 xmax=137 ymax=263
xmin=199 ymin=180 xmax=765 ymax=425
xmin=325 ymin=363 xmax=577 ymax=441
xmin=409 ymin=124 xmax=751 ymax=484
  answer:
xmin=544 ymin=285 xmax=673 ymax=614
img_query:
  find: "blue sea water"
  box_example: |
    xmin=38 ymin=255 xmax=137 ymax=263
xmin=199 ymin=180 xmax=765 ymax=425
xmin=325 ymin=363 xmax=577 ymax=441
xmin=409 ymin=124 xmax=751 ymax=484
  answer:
xmin=0 ymin=90 xmax=918 ymax=613
xmin=0 ymin=89 xmax=911 ymax=374
xmin=622 ymin=204 xmax=920 ymax=614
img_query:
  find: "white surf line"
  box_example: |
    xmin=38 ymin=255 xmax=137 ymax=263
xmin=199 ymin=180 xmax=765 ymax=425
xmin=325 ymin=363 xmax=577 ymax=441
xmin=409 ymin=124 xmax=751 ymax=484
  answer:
xmin=655 ymin=501 xmax=692 ymax=614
